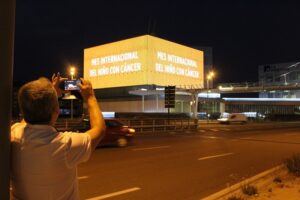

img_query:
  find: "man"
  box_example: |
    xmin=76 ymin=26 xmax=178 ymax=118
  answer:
xmin=10 ymin=74 xmax=105 ymax=200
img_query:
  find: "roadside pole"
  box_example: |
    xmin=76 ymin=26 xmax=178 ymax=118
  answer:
xmin=193 ymin=92 xmax=199 ymax=128
xmin=0 ymin=0 xmax=15 ymax=199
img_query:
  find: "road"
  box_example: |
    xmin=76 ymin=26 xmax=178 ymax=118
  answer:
xmin=78 ymin=123 xmax=300 ymax=200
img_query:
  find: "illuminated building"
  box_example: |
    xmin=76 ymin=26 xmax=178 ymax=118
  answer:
xmin=84 ymin=35 xmax=206 ymax=113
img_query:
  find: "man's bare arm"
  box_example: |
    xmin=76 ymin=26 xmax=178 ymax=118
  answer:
xmin=79 ymin=79 xmax=105 ymax=151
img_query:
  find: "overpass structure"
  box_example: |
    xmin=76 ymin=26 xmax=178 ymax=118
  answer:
xmin=179 ymin=82 xmax=300 ymax=94
xmin=129 ymin=82 xmax=300 ymax=118
xmin=211 ymin=82 xmax=300 ymax=93
xmin=182 ymin=82 xmax=300 ymax=118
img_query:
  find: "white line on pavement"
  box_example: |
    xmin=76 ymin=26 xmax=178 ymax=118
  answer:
xmin=210 ymin=129 xmax=219 ymax=132
xmin=132 ymin=146 xmax=170 ymax=151
xmin=85 ymin=187 xmax=141 ymax=200
xmin=285 ymin=133 xmax=299 ymax=136
xmin=77 ymin=176 xmax=89 ymax=180
xmin=240 ymin=137 xmax=254 ymax=140
xmin=198 ymin=153 xmax=234 ymax=161
xmin=222 ymin=128 xmax=231 ymax=131
xmin=200 ymin=136 xmax=219 ymax=139
xmin=199 ymin=130 xmax=206 ymax=132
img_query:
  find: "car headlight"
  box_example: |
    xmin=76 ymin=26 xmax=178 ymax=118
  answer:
xmin=128 ymin=128 xmax=135 ymax=133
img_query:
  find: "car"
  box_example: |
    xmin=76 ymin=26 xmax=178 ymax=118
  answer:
xmin=217 ymin=113 xmax=247 ymax=124
xmin=56 ymin=118 xmax=135 ymax=147
xmin=100 ymin=119 xmax=135 ymax=147
xmin=82 ymin=118 xmax=135 ymax=147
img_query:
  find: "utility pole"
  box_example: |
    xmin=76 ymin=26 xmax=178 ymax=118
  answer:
xmin=0 ymin=0 xmax=15 ymax=199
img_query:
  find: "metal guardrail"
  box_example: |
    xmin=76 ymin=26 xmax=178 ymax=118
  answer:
xmin=216 ymin=82 xmax=300 ymax=93
xmin=55 ymin=118 xmax=88 ymax=131
xmin=119 ymin=118 xmax=198 ymax=133
xmin=55 ymin=118 xmax=198 ymax=133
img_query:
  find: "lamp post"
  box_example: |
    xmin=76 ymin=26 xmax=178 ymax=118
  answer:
xmin=209 ymin=71 xmax=214 ymax=88
xmin=70 ymin=66 xmax=75 ymax=80
xmin=63 ymin=94 xmax=77 ymax=120
xmin=206 ymin=71 xmax=215 ymax=122
xmin=69 ymin=66 xmax=76 ymax=119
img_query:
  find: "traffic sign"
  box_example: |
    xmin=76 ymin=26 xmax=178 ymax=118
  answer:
xmin=165 ymin=86 xmax=176 ymax=108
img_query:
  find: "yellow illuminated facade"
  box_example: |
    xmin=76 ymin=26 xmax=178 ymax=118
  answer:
xmin=84 ymin=35 xmax=204 ymax=89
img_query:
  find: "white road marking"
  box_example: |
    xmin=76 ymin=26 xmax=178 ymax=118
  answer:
xmin=210 ymin=129 xmax=219 ymax=132
xmin=240 ymin=137 xmax=253 ymax=140
xmin=199 ymin=130 xmax=206 ymax=133
xmin=198 ymin=153 xmax=234 ymax=161
xmin=78 ymin=176 xmax=89 ymax=180
xmin=222 ymin=128 xmax=231 ymax=131
xmin=285 ymin=133 xmax=299 ymax=136
xmin=132 ymin=146 xmax=170 ymax=151
xmin=200 ymin=136 xmax=219 ymax=139
xmin=86 ymin=187 xmax=141 ymax=200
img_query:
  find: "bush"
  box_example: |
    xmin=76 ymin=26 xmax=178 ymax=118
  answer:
xmin=285 ymin=153 xmax=300 ymax=176
xmin=241 ymin=184 xmax=258 ymax=196
xmin=273 ymin=176 xmax=282 ymax=183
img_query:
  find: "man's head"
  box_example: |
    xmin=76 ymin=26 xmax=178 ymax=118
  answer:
xmin=18 ymin=78 xmax=59 ymax=125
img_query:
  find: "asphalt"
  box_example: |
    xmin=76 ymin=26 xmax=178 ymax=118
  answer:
xmin=77 ymin=122 xmax=300 ymax=200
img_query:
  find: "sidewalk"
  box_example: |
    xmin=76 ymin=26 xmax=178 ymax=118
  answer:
xmin=135 ymin=120 xmax=300 ymax=136
xmin=202 ymin=165 xmax=300 ymax=200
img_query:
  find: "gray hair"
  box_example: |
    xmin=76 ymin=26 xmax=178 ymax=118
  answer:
xmin=18 ymin=77 xmax=59 ymax=124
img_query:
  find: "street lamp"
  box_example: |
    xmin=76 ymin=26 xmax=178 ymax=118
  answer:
xmin=68 ymin=66 xmax=76 ymax=119
xmin=69 ymin=66 xmax=76 ymax=80
xmin=206 ymin=71 xmax=215 ymax=122
xmin=207 ymin=71 xmax=215 ymax=89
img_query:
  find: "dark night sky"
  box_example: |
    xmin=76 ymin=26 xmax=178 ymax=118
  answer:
xmin=14 ymin=0 xmax=300 ymax=84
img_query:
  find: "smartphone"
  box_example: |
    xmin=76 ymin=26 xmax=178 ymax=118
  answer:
xmin=64 ymin=80 xmax=81 ymax=91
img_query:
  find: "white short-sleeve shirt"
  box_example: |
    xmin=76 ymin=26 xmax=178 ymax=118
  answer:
xmin=10 ymin=122 xmax=92 ymax=200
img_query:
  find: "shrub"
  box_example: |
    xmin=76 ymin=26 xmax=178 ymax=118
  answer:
xmin=273 ymin=176 xmax=282 ymax=183
xmin=285 ymin=153 xmax=300 ymax=176
xmin=241 ymin=184 xmax=258 ymax=196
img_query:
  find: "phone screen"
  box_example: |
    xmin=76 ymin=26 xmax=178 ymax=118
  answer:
xmin=64 ymin=80 xmax=80 ymax=91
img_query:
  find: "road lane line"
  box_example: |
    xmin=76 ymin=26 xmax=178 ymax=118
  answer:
xmin=132 ymin=146 xmax=170 ymax=151
xmin=200 ymin=136 xmax=220 ymax=139
xmin=199 ymin=130 xmax=206 ymax=133
xmin=285 ymin=133 xmax=299 ymax=136
xmin=78 ymin=176 xmax=89 ymax=180
xmin=198 ymin=153 xmax=234 ymax=161
xmin=86 ymin=187 xmax=141 ymax=200
xmin=240 ymin=137 xmax=253 ymax=140
xmin=210 ymin=129 xmax=219 ymax=132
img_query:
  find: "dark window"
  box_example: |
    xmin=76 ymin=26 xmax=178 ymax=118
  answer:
xmin=288 ymin=72 xmax=297 ymax=81
xmin=265 ymin=75 xmax=273 ymax=83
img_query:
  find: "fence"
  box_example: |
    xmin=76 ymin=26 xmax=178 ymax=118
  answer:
xmin=119 ymin=118 xmax=198 ymax=133
xmin=55 ymin=118 xmax=198 ymax=133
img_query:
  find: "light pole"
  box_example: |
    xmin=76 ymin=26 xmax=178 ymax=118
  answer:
xmin=206 ymin=71 xmax=215 ymax=121
xmin=209 ymin=71 xmax=215 ymax=88
xmin=69 ymin=66 xmax=75 ymax=80
xmin=69 ymin=66 xmax=76 ymax=119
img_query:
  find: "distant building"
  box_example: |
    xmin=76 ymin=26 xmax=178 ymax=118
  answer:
xmin=258 ymin=61 xmax=300 ymax=98
xmin=217 ymin=61 xmax=300 ymax=116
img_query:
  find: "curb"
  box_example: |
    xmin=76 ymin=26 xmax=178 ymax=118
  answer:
xmin=201 ymin=164 xmax=285 ymax=200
